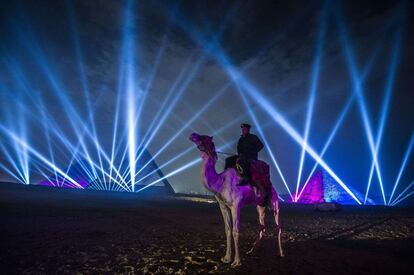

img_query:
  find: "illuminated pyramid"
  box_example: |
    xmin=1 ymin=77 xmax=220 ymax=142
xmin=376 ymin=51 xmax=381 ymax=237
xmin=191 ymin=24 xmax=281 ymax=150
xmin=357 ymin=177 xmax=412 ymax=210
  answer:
xmin=295 ymin=169 xmax=374 ymax=205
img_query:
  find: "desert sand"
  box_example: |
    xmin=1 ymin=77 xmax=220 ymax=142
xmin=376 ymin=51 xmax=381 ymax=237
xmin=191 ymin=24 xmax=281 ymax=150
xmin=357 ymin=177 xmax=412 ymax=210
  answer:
xmin=0 ymin=183 xmax=413 ymax=274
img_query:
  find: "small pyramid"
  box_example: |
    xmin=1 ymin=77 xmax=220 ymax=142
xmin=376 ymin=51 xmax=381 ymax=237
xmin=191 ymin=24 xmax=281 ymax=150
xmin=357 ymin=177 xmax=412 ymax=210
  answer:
xmin=294 ymin=169 xmax=372 ymax=205
xmin=295 ymin=170 xmax=324 ymax=204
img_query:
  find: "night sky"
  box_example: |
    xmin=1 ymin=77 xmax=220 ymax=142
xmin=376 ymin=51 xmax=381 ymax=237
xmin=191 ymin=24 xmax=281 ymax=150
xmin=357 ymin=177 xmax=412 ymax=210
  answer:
xmin=0 ymin=1 xmax=413 ymax=204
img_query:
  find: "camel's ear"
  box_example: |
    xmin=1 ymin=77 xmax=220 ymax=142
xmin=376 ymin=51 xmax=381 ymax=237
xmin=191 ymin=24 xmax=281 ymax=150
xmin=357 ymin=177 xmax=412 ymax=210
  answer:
xmin=209 ymin=136 xmax=213 ymax=141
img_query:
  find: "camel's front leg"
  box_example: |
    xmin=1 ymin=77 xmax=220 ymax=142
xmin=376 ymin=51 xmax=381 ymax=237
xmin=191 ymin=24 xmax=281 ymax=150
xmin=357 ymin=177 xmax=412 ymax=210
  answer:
xmin=218 ymin=201 xmax=232 ymax=263
xmin=230 ymin=205 xmax=241 ymax=268
xmin=273 ymin=198 xmax=284 ymax=257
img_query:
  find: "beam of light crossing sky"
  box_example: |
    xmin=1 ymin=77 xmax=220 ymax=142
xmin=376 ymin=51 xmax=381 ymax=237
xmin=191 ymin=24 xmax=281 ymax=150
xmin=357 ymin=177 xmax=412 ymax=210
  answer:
xmin=123 ymin=58 xmax=256 ymax=183
xmin=297 ymin=46 xmax=379 ymax=201
xmin=236 ymin=83 xmax=293 ymax=200
xmin=391 ymin=189 xmax=414 ymax=206
xmin=335 ymin=8 xmax=387 ymax=205
xmin=131 ymin=81 xmax=232 ymax=182
xmin=225 ymin=65 xmax=362 ymax=204
xmin=137 ymin=158 xmax=200 ymax=193
xmin=0 ymin=162 xmax=25 ymax=184
xmin=297 ymin=94 xmax=354 ymax=201
xmin=136 ymin=141 xmax=236 ymax=193
xmin=66 ymin=0 xmax=107 ymax=188
xmin=117 ymin=52 xmax=197 ymax=181
xmin=295 ymin=8 xmax=326 ymax=201
xmin=0 ymin=142 xmax=27 ymax=184
xmin=109 ymin=82 xmax=123 ymax=186
xmin=0 ymin=124 xmax=83 ymax=188
xmin=136 ymin=141 xmax=286 ymax=203
xmin=8 ymin=66 xmax=109 ymax=188
xmin=177 ymin=20 xmax=362 ymax=204
xmin=391 ymin=180 xmax=414 ymax=206
xmin=133 ymin=112 xmax=261 ymax=187
xmin=388 ymin=133 xmax=414 ymax=205
xmin=364 ymin=24 xmax=402 ymax=204
xmin=165 ymin=4 xmax=361 ymax=204
xmin=1 ymin=93 xmax=30 ymax=185
xmin=135 ymin=35 xmax=168 ymax=136
xmin=124 ymin=5 xmax=239 ymax=183
xmin=11 ymin=18 xmax=111 ymax=186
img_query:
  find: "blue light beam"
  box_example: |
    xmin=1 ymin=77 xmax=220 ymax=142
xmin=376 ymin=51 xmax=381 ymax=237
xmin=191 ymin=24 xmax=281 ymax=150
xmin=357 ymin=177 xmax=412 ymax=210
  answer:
xmin=236 ymin=83 xmax=293 ymax=200
xmin=0 ymin=125 xmax=83 ymax=188
xmin=295 ymin=8 xmax=326 ymax=201
xmin=226 ymin=66 xmax=362 ymax=204
xmin=335 ymin=7 xmax=387 ymax=204
xmin=364 ymin=24 xmax=402 ymax=204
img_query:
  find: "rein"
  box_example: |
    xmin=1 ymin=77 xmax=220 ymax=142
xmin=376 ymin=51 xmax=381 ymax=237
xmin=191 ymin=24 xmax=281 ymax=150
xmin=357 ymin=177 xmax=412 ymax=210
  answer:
xmin=216 ymin=151 xmax=234 ymax=156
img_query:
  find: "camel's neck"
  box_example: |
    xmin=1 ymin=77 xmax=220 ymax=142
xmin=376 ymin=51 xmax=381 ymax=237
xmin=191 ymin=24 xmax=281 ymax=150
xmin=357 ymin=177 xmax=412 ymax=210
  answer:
xmin=200 ymin=153 xmax=221 ymax=194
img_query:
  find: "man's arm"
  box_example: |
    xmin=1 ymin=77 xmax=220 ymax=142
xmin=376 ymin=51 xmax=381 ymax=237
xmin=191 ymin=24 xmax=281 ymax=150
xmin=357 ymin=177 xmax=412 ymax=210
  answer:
xmin=254 ymin=135 xmax=264 ymax=152
xmin=237 ymin=138 xmax=242 ymax=155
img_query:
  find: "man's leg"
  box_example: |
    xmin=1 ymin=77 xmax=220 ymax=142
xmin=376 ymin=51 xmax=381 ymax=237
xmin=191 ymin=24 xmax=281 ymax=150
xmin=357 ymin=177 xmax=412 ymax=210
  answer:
xmin=225 ymin=155 xmax=239 ymax=170
xmin=238 ymin=156 xmax=251 ymax=185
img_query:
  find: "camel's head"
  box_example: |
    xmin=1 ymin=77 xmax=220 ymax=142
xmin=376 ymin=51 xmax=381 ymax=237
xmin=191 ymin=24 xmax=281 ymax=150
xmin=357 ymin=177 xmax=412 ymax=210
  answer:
xmin=189 ymin=133 xmax=217 ymax=160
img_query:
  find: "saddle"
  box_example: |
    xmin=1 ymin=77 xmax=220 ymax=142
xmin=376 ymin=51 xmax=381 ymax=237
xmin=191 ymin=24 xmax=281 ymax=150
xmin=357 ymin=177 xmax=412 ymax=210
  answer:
xmin=225 ymin=156 xmax=272 ymax=206
xmin=250 ymin=160 xmax=272 ymax=190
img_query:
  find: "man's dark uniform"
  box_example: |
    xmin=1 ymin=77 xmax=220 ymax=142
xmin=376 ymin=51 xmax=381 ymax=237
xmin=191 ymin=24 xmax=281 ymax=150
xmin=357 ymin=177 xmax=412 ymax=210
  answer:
xmin=237 ymin=131 xmax=264 ymax=185
xmin=237 ymin=133 xmax=264 ymax=160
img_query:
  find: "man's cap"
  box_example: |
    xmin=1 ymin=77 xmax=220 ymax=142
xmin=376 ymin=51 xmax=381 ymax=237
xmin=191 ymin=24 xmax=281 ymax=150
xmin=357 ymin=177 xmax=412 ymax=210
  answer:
xmin=240 ymin=123 xmax=251 ymax=129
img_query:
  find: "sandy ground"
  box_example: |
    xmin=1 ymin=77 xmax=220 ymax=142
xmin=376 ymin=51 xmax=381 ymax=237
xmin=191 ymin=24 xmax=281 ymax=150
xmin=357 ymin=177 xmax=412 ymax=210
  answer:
xmin=0 ymin=183 xmax=413 ymax=275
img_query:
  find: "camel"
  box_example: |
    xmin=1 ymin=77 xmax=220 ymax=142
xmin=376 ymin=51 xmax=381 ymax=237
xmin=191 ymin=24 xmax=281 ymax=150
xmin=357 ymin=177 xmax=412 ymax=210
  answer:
xmin=189 ymin=133 xmax=284 ymax=268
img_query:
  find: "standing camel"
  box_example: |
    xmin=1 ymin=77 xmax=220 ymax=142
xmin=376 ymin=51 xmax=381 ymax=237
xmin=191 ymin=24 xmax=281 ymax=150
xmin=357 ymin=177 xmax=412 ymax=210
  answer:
xmin=189 ymin=133 xmax=283 ymax=268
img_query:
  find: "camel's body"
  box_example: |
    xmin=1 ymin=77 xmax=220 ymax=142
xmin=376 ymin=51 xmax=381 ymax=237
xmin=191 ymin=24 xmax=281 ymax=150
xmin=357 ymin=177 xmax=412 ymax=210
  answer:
xmin=191 ymin=133 xmax=283 ymax=267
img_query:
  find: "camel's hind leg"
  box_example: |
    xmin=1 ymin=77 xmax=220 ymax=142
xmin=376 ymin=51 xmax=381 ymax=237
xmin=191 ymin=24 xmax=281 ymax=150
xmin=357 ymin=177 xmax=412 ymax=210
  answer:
xmin=272 ymin=192 xmax=284 ymax=257
xmin=247 ymin=205 xmax=266 ymax=254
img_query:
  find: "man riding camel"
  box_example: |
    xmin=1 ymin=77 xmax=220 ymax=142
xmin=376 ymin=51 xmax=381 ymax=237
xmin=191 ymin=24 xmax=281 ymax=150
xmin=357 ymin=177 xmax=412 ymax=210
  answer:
xmin=234 ymin=123 xmax=264 ymax=185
